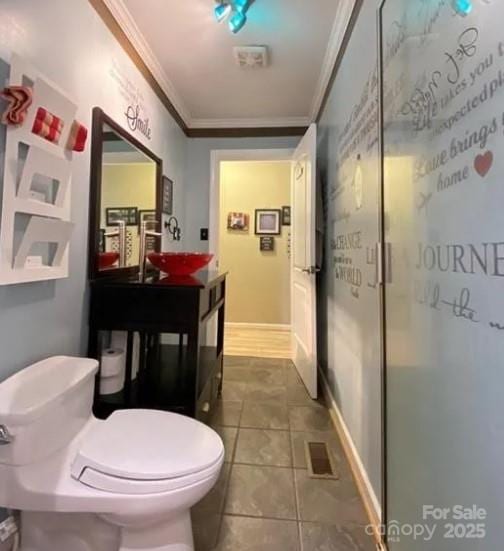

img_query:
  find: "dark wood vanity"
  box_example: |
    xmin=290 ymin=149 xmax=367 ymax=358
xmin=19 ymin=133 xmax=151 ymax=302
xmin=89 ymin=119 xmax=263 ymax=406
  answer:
xmin=87 ymin=107 xmax=226 ymax=424
xmin=88 ymin=271 xmax=226 ymax=423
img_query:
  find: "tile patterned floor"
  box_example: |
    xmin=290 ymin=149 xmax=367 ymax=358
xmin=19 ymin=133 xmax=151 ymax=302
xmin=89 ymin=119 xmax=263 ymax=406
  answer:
xmin=191 ymin=356 xmax=376 ymax=551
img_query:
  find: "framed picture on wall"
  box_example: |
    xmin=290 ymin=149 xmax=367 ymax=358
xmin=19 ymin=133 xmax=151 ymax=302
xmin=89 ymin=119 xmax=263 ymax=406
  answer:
xmin=255 ymin=209 xmax=281 ymax=235
xmin=260 ymin=236 xmax=275 ymax=251
xmin=105 ymin=207 xmax=138 ymax=226
xmin=281 ymin=206 xmax=291 ymax=226
xmin=162 ymin=176 xmax=173 ymax=215
xmin=227 ymin=212 xmax=249 ymax=231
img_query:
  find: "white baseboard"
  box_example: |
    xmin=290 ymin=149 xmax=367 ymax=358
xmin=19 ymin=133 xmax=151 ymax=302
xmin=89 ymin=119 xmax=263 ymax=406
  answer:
xmin=319 ymin=368 xmax=382 ymax=529
xmin=225 ymin=322 xmax=291 ymax=331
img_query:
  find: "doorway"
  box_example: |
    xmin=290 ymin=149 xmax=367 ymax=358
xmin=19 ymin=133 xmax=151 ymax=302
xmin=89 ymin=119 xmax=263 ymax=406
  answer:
xmin=209 ymin=125 xmax=319 ymax=395
xmin=210 ymin=153 xmax=293 ymax=359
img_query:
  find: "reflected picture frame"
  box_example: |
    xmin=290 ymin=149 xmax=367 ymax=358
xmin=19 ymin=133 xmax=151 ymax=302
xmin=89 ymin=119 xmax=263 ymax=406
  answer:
xmin=105 ymin=206 xmax=138 ymax=227
xmin=138 ymin=209 xmax=156 ymax=229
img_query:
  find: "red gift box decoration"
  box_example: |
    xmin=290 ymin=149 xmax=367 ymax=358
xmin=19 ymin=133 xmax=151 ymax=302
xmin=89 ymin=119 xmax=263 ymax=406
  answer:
xmin=67 ymin=120 xmax=88 ymax=152
xmin=32 ymin=107 xmax=64 ymax=144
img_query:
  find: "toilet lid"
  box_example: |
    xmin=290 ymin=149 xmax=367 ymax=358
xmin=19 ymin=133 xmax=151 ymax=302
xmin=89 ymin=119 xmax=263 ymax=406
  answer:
xmin=71 ymin=410 xmax=224 ymax=483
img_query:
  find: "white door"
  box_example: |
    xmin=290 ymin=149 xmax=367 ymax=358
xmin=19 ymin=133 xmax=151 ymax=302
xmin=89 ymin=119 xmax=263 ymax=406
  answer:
xmin=291 ymin=123 xmax=317 ymax=398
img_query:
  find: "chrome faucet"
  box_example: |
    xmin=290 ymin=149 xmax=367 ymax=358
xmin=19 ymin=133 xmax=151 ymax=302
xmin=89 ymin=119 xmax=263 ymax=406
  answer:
xmin=139 ymin=220 xmax=162 ymax=281
xmin=0 ymin=424 xmax=14 ymax=445
xmin=105 ymin=220 xmax=127 ymax=267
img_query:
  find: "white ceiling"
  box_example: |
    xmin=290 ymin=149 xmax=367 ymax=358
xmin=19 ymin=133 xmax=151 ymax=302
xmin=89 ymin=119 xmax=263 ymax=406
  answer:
xmin=105 ymin=0 xmax=355 ymax=128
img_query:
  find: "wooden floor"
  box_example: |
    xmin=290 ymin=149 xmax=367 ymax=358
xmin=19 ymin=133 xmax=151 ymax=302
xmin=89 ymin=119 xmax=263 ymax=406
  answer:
xmin=224 ymin=325 xmax=292 ymax=359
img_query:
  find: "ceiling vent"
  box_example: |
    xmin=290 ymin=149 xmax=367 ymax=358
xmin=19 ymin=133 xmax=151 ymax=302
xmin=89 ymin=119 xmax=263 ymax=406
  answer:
xmin=233 ymin=46 xmax=269 ymax=68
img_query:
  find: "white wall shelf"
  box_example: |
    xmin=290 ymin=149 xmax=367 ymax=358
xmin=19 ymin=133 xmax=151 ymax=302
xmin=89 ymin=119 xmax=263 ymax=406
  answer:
xmin=12 ymin=198 xmax=66 ymax=220
xmin=0 ymin=54 xmax=78 ymax=285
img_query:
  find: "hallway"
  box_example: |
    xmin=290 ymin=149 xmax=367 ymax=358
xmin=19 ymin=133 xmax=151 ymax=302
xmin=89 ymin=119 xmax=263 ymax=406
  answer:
xmin=191 ymin=356 xmax=375 ymax=551
xmin=223 ymin=327 xmax=292 ymax=359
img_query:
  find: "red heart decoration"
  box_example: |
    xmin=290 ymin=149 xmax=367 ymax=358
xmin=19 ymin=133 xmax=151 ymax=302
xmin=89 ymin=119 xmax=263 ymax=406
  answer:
xmin=474 ymin=151 xmax=493 ymax=177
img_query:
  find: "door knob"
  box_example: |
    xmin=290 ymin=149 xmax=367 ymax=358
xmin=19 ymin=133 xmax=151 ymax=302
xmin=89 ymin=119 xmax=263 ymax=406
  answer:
xmin=301 ymin=266 xmax=320 ymax=274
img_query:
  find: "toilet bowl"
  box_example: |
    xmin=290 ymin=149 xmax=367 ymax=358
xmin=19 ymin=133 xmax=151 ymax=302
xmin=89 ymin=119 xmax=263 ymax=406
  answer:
xmin=0 ymin=356 xmax=224 ymax=551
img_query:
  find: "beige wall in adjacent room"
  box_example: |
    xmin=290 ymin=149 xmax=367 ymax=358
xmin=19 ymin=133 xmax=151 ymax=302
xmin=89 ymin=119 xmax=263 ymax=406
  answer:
xmin=219 ymin=161 xmax=291 ymax=325
xmin=101 ymin=162 xmax=157 ymax=265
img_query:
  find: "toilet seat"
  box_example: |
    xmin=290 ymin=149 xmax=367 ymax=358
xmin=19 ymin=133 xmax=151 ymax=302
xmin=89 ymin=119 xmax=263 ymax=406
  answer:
xmin=71 ymin=410 xmax=224 ymax=495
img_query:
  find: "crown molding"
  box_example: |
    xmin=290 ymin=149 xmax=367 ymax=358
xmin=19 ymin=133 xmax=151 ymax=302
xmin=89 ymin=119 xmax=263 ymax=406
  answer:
xmin=189 ymin=116 xmax=311 ymax=129
xmin=102 ymin=0 xmax=192 ymax=124
xmin=91 ymin=0 xmax=362 ymax=135
xmin=186 ymin=126 xmax=308 ymax=138
xmin=310 ymin=0 xmax=357 ymax=121
xmin=89 ymin=0 xmax=188 ymax=132
xmin=316 ymin=0 xmax=365 ymax=122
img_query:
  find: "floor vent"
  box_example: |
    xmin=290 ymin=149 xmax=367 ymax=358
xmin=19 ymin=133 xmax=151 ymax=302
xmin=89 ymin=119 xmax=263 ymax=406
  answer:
xmin=305 ymin=442 xmax=339 ymax=480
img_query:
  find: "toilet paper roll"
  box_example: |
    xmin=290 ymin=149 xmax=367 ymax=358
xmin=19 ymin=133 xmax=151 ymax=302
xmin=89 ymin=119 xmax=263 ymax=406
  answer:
xmin=100 ymin=349 xmax=126 ymax=395
xmin=111 ymin=331 xmax=127 ymax=350
xmin=111 ymin=331 xmax=140 ymax=381
xmin=100 ymin=348 xmax=125 ymax=377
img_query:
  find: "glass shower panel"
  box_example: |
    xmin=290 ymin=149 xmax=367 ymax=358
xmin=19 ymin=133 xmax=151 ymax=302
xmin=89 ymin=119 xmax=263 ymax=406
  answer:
xmin=380 ymin=1 xmax=504 ymax=549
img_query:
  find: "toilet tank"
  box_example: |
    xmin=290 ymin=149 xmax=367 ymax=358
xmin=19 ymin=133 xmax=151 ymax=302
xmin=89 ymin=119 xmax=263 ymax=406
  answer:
xmin=0 ymin=356 xmax=98 ymax=466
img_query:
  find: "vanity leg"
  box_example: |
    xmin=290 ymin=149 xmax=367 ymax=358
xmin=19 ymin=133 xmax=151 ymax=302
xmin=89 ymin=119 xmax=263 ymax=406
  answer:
xmin=125 ymin=332 xmax=134 ymax=407
xmin=186 ymin=328 xmax=200 ymax=418
xmin=178 ymin=333 xmax=184 ymax=363
xmin=139 ymin=333 xmax=147 ymax=374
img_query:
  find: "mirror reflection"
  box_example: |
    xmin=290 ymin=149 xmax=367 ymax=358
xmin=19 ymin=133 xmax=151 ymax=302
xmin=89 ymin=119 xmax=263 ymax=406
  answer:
xmin=98 ymin=124 xmax=157 ymax=271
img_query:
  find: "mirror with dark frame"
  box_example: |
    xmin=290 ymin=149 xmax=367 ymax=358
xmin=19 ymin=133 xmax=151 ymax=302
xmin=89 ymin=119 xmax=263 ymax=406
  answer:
xmin=88 ymin=108 xmax=162 ymax=279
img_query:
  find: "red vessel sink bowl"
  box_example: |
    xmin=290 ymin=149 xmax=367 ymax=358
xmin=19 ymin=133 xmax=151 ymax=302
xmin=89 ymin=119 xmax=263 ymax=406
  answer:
xmin=98 ymin=252 xmax=120 ymax=270
xmin=147 ymin=252 xmax=213 ymax=276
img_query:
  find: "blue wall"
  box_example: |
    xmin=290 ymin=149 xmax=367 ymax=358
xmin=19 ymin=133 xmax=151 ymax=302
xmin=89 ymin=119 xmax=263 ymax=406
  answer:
xmin=0 ymin=0 xmax=187 ymax=381
xmin=0 ymin=4 xmax=300 ymax=378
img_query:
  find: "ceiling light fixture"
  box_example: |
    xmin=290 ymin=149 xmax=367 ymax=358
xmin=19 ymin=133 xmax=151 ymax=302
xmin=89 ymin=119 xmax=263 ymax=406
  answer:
xmin=233 ymin=0 xmax=249 ymax=13
xmin=229 ymin=10 xmax=247 ymax=34
xmin=452 ymin=0 xmax=473 ymax=15
xmin=214 ymin=2 xmax=232 ymax=22
xmin=213 ymin=0 xmax=251 ymax=34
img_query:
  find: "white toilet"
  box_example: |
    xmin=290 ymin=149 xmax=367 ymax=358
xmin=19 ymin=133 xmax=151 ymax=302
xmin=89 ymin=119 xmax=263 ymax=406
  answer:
xmin=0 ymin=356 xmax=224 ymax=551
